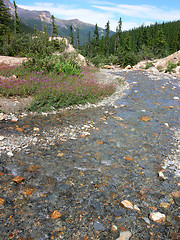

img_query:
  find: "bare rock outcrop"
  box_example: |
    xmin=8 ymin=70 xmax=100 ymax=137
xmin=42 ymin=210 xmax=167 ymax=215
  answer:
xmin=50 ymin=36 xmax=87 ymax=66
xmin=133 ymin=50 xmax=180 ymax=75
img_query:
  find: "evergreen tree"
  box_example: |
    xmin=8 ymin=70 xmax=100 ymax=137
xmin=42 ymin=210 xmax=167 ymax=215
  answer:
xmin=115 ymin=17 xmax=122 ymax=54
xmin=51 ymin=15 xmax=58 ymax=38
xmin=0 ymin=0 xmax=11 ymax=36
xmin=13 ymin=1 xmax=20 ymax=34
xmin=155 ymin=28 xmax=167 ymax=57
xmin=87 ymin=30 xmax=91 ymax=56
xmin=70 ymin=25 xmax=74 ymax=45
xmin=99 ymin=36 xmax=105 ymax=55
xmin=92 ymin=24 xmax=99 ymax=54
xmin=0 ymin=0 xmax=11 ymax=52
xmin=34 ymin=25 xmax=37 ymax=35
xmin=76 ymin=28 xmax=80 ymax=49
xmin=104 ymin=20 xmax=110 ymax=56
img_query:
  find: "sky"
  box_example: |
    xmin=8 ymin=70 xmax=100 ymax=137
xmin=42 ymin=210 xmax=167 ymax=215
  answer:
xmin=15 ymin=0 xmax=180 ymax=31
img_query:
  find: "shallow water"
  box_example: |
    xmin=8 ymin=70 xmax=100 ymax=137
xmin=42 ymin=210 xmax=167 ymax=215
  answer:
xmin=0 ymin=70 xmax=180 ymax=239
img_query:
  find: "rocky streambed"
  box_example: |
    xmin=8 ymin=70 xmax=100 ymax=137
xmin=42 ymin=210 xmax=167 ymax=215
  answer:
xmin=0 ymin=69 xmax=180 ymax=239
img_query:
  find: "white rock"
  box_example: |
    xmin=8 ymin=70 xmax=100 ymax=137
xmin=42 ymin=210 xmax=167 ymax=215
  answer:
xmin=113 ymin=116 xmax=123 ymax=121
xmin=111 ymin=224 xmax=118 ymax=232
xmin=0 ymin=136 xmax=5 ymax=141
xmin=158 ymin=171 xmax=168 ymax=180
xmin=81 ymin=131 xmax=90 ymax=136
xmin=120 ymin=200 xmax=133 ymax=210
xmin=7 ymin=151 xmax=14 ymax=157
xmin=148 ymin=67 xmax=159 ymax=74
xmin=125 ymin=65 xmax=131 ymax=69
xmin=149 ymin=212 xmax=166 ymax=223
xmin=142 ymin=217 xmax=151 ymax=225
xmin=133 ymin=205 xmax=140 ymax=213
xmin=116 ymin=231 xmax=132 ymax=240
xmin=33 ymin=127 xmax=40 ymax=131
xmin=0 ymin=114 xmax=4 ymax=121
xmin=164 ymin=123 xmax=169 ymax=128
xmin=11 ymin=117 xmax=18 ymax=122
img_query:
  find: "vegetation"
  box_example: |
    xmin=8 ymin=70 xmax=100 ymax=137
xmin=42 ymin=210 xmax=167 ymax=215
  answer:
xmin=0 ymin=3 xmax=115 ymax=112
xmin=165 ymin=61 xmax=177 ymax=73
xmin=0 ymin=63 xmax=115 ymax=112
xmin=81 ymin=20 xmax=180 ymax=67
xmin=0 ymin=1 xmax=179 ymax=112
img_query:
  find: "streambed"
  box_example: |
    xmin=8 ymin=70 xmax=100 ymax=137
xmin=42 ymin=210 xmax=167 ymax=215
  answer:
xmin=0 ymin=70 xmax=179 ymax=239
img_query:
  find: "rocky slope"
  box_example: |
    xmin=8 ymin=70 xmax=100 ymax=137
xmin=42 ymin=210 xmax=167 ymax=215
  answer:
xmin=133 ymin=50 xmax=180 ymax=75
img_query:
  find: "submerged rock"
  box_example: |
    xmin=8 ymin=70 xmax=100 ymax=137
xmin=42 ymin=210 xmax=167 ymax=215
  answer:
xmin=149 ymin=212 xmax=166 ymax=223
xmin=93 ymin=221 xmax=105 ymax=231
xmin=116 ymin=231 xmax=132 ymax=240
xmin=120 ymin=200 xmax=133 ymax=210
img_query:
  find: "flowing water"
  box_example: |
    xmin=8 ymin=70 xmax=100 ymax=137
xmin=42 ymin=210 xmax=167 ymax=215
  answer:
xmin=0 ymin=70 xmax=180 ymax=239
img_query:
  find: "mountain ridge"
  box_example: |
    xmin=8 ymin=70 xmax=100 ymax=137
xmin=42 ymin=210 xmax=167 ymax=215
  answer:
xmin=4 ymin=0 xmax=114 ymax=45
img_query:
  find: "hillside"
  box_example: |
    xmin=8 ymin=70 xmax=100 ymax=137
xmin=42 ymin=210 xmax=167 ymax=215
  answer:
xmin=4 ymin=0 xmax=115 ymax=45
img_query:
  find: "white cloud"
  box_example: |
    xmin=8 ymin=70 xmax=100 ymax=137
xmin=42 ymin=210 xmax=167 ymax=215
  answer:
xmin=18 ymin=2 xmax=114 ymax=29
xmin=17 ymin=2 xmax=180 ymax=32
xmin=92 ymin=4 xmax=180 ymax=21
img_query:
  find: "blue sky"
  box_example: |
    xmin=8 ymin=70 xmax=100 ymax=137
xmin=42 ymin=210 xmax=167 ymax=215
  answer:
xmin=16 ymin=0 xmax=180 ymax=31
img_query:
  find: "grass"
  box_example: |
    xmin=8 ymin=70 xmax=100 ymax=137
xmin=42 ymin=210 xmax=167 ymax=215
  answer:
xmin=0 ymin=64 xmax=116 ymax=112
xmin=165 ymin=61 xmax=177 ymax=73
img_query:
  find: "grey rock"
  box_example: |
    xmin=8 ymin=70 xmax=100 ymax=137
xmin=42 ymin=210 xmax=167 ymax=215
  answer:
xmin=93 ymin=221 xmax=105 ymax=231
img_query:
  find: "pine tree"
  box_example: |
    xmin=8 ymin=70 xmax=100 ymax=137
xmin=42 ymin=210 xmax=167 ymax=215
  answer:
xmin=0 ymin=0 xmax=11 ymax=36
xmin=114 ymin=18 xmax=122 ymax=52
xmin=51 ymin=15 xmax=58 ymax=38
xmin=70 ymin=25 xmax=74 ymax=45
xmin=155 ymin=28 xmax=167 ymax=57
xmin=87 ymin=30 xmax=91 ymax=56
xmin=76 ymin=28 xmax=80 ymax=49
xmin=34 ymin=25 xmax=37 ymax=35
xmin=92 ymin=24 xmax=99 ymax=54
xmin=105 ymin=20 xmax=110 ymax=56
xmin=13 ymin=1 xmax=20 ymax=34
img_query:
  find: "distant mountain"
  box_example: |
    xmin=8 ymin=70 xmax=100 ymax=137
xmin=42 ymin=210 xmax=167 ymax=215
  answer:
xmin=4 ymin=0 xmax=115 ymax=45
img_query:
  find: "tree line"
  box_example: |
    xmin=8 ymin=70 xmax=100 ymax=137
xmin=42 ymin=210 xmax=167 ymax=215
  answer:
xmin=0 ymin=0 xmax=61 ymax=56
xmin=1 ymin=0 xmax=180 ymax=67
xmin=79 ymin=19 xmax=180 ymax=67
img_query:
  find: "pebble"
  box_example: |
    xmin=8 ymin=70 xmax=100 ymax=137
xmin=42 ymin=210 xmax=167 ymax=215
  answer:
xmin=111 ymin=224 xmax=118 ymax=232
xmin=171 ymin=191 xmax=180 ymax=198
xmin=33 ymin=127 xmax=40 ymax=131
xmin=173 ymin=96 xmax=179 ymax=100
xmin=120 ymin=200 xmax=133 ymax=210
xmin=12 ymin=176 xmax=24 ymax=184
xmin=164 ymin=123 xmax=169 ymax=128
xmin=160 ymin=202 xmax=170 ymax=209
xmin=142 ymin=217 xmax=151 ymax=225
xmin=0 ymin=136 xmax=5 ymax=141
xmin=7 ymin=151 xmax=14 ymax=157
xmin=93 ymin=221 xmax=105 ymax=231
xmin=116 ymin=231 xmax=132 ymax=240
xmin=113 ymin=116 xmax=123 ymax=121
xmin=158 ymin=171 xmax=168 ymax=180
xmin=133 ymin=205 xmax=140 ymax=213
xmin=149 ymin=212 xmax=166 ymax=223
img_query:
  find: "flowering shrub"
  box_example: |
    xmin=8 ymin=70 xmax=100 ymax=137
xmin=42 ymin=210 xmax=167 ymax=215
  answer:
xmin=0 ymin=65 xmax=115 ymax=111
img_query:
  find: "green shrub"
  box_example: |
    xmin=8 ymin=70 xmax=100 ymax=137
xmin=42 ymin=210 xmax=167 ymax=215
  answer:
xmin=145 ymin=62 xmax=153 ymax=69
xmin=121 ymin=52 xmax=139 ymax=67
xmin=165 ymin=61 xmax=177 ymax=73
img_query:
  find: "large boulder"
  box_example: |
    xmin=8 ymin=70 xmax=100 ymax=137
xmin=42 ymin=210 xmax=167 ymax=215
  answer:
xmin=148 ymin=67 xmax=159 ymax=74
